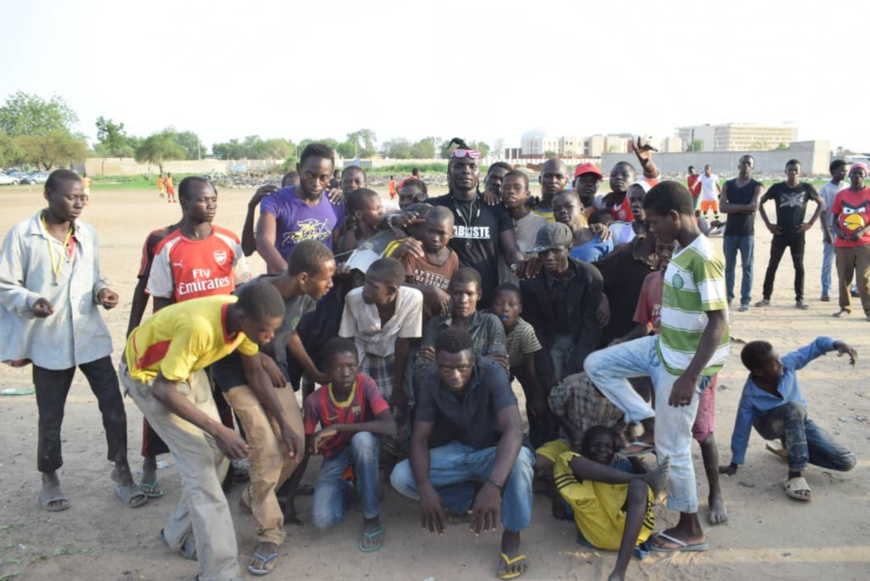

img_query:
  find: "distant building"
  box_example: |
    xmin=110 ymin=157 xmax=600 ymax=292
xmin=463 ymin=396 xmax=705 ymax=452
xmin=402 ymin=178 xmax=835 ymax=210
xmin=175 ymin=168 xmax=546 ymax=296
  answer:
xmin=676 ymin=123 xmax=799 ymax=152
xmin=659 ymin=136 xmax=683 ymax=153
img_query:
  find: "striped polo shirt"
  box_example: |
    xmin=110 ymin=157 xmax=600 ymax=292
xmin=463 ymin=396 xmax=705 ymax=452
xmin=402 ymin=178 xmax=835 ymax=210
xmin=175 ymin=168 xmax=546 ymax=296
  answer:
xmin=657 ymin=235 xmax=729 ymax=375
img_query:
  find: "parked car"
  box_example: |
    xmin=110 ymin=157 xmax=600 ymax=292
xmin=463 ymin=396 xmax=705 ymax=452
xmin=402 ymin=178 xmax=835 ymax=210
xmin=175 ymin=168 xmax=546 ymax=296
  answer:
xmin=22 ymin=171 xmax=50 ymax=185
xmin=0 ymin=173 xmax=20 ymax=185
xmin=5 ymin=171 xmax=29 ymax=180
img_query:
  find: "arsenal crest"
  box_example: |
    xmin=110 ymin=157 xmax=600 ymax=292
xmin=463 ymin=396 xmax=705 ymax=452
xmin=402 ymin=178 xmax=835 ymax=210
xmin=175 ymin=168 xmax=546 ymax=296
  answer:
xmin=213 ymin=250 xmax=228 ymax=266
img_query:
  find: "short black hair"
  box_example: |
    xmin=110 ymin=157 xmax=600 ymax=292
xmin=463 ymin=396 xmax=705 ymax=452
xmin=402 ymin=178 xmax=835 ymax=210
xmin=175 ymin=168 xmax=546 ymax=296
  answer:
xmin=435 ymin=327 xmax=475 ymax=355
xmin=503 ymin=169 xmax=529 ymax=190
xmin=367 ymin=257 xmax=405 ymax=288
xmin=486 ymin=161 xmax=513 ymax=177
xmin=300 ymin=142 xmax=335 ymax=167
xmin=688 ymin=165 xmax=695 ymax=172
xmin=45 ymin=169 xmax=81 ymax=194
xmin=426 ymin=205 xmax=453 ymax=226
xmin=412 ymin=167 xmax=421 ymax=176
xmin=401 ymin=177 xmax=428 ymax=195
xmin=449 ymin=267 xmax=482 ymax=292
xmin=739 ymin=154 xmax=754 ymax=164
xmin=493 ymin=283 xmax=521 ymax=301
xmin=612 ymin=161 xmax=636 ymax=175
xmin=741 ymin=340 xmax=774 ymax=371
xmin=347 ymin=188 xmax=380 ymax=215
xmin=830 ymin=159 xmax=848 ymax=173
xmin=581 ymin=425 xmax=619 ymax=459
xmin=236 ymin=281 xmax=285 ymax=323
xmin=554 ymin=188 xmax=580 ymax=203
xmin=642 ymin=181 xmax=694 ymax=218
xmin=321 ymin=337 xmax=358 ymax=367
xmin=178 ymin=176 xmax=213 ymax=201
xmin=287 ymin=239 xmax=334 ymax=276
xmin=786 ymin=159 xmax=801 ymax=169
xmin=342 ymin=165 xmax=367 ymax=181
xmin=281 ymin=171 xmax=299 ymax=187
xmin=704 ymin=164 xmax=712 ymax=170
xmin=589 ymin=209 xmax=614 ymax=225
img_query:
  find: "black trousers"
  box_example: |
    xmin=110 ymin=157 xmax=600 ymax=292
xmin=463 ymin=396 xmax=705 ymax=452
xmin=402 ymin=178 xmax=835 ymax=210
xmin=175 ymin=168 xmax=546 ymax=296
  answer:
xmin=33 ymin=356 xmax=127 ymax=474
xmin=762 ymin=231 xmax=805 ymax=301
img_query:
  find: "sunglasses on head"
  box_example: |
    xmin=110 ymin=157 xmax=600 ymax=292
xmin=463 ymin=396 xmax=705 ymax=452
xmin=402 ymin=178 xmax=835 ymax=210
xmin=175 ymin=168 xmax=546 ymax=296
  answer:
xmin=452 ymin=149 xmax=481 ymax=160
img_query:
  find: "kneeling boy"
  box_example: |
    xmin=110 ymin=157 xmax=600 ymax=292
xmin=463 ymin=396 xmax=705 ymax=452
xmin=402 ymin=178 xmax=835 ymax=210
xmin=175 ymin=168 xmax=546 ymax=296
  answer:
xmin=720 ymin=337 xmax=857 ymax=501
xmin=304 ymin=338 xmax=396 ymax=552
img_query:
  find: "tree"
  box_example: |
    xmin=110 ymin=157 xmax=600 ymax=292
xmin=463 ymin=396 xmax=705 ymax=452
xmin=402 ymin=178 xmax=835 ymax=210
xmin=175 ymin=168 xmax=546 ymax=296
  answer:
xmin=344 ymin=129 xmax=377 ymax=158
xmin=173 ymin=130 xmax=205 ymax=160
xmin=212 ymin=138 xmax=245 ymax=160
xmin=776 ymin=142 xmax=788 ymax=150
xmin=0 ymin=131 xmax=27 ymax=167
xmin=0 ymin=92 xmax=78 ymax=136
xmin=544 ymin=150 xmax=557 ymax=158
xmin=382 ymin=138 xmax=413 ymax=159
xmin=135 ymin=131 xmax=185 ymax=173
xmin=476 ymin=141 xmax=490 ymax=158
xmin=686 ymin=139 xmax=704 ymax=152
xmin=95 ymin=116 xmax=136 ymax=158
xmin=19 ymin=131 xmax=88 ymax=170
xmin=410 ymin=137 xmax=436 ymax=159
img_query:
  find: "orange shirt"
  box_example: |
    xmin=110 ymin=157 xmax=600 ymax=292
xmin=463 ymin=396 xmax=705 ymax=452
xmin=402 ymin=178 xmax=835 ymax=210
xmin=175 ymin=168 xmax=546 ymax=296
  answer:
xmin=146 ymin=226 xmax=251 ymax=302
xmin=157 ymin=177 xmax=165 ymax=192
xmin=165 ymin=176 xmax=174 ymax=189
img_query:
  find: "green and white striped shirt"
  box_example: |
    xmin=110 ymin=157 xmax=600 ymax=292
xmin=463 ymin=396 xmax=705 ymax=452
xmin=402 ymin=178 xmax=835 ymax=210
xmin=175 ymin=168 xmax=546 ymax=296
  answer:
xmin=657 ymin=235 xmax=729 ymax=375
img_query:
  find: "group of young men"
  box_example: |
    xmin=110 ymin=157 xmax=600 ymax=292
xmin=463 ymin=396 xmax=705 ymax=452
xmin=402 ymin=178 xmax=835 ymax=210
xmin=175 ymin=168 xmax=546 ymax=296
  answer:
xmin=0 ymin=140 xmax=863 ymax=581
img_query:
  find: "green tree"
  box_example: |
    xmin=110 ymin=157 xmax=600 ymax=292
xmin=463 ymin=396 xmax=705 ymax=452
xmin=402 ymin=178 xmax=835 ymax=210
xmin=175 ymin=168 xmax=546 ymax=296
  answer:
xmin=135 ymin=131 xmax=185 ymax=173
xmin=686 ymin=139 xmax=704 ymax=152
xmin=344 ymin=129 xmax=377 ymax=158
xmin=212 ymin=138 xmax=245 ymax=160
xmin=19 ymin=131 xmax=88 ymax=170
xmin=410 ymin=137 xmax=436 ymax=159
xmin=475 ymin=141 xmax=490 ymax=158
xmin=172 ymin=130 xmax=205 ymax=160
xmin=544 ymin=150 xmax=557 ymax=158
xmin=0 ymin=131 xmax=27 ymax=167
xmin=0 ymin=92 xmax=78 ymax=136
xmin=382 ymin=138 xmax=413 ymax=159
xmin=776 ymin=142 xmax=788 ymax=150
xmin=94 ymin=116 xmax=135 ymax=157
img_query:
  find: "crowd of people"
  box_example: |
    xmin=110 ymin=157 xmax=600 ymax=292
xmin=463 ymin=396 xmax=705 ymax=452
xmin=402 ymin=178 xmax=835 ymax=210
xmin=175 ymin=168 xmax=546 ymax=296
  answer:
xmin=0 ymin=138 xmax=866 ymax=581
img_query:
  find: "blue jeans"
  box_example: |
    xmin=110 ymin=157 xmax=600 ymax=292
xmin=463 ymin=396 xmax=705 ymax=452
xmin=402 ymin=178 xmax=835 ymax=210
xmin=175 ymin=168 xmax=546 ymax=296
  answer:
xmin=821 ymin=240 xmax=835 ymax=297
xmin=754 ymin=401 xmax=856 ymax=473
xmin=312 ymin=432 xmax=380 ymax=529
xmin=723 ymin=235 xmax=754 ymax=306
xmin=583 ymin=335 xmax=702 ymax=514
xmin=551 ymin=333 xmax=575 ymax=381
xmin=390 ymin=442 xmax=535 ymax=532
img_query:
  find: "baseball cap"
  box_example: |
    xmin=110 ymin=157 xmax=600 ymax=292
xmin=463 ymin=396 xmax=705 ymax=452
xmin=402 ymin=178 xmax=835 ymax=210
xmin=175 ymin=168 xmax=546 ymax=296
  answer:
xmin=574 ymin=163 xmax=603 ymax=179
xmin=529 ymin=222 xmax=573 ymax=254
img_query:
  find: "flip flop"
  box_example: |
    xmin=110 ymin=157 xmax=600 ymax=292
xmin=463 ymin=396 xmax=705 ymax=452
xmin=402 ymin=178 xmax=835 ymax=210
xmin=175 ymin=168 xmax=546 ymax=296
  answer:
xmin=39 ymin=485 xmax=70 ymax=512
xmin=650 ymin=532 xmax=708 ymax=553
xmin=115 ymin=483 xmax=148 ymax=508
xmin=139 ymin=480 xmax=165 ymax=498
xmin=782 ymin=477 xmax=812 ymax=501
xmin=248 ymin=552 xmax=278 ymax=576
xmin=359 ymin=526 xmax=385 ymax=553
xmin=497 ymin=552 xmax=528 ymax=579
xmin=617 ymin=441 xmax=656 ymax=458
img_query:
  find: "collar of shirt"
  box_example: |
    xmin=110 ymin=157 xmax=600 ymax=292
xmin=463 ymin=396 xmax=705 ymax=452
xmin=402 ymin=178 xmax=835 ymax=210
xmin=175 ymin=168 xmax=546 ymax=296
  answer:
xmin=28 ymin=210 xmax=85 ymax=242
xmin=436 ymin=310 xmax=483 ymax=331
xmin=545 ymin=264 xmax=577 ymax=288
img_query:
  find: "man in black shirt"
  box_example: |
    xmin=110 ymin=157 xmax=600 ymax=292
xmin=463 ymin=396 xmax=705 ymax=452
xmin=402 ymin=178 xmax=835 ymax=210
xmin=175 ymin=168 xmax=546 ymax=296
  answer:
xmin=720 ymin=155 xmax=764 ymax=311
xmin=391 ymin=328 xmax=534 ymax=580
xmin=429 ymin=142 xmax=525 ymax=308
xmin=757 ymin=159 xmax=825 ymax=309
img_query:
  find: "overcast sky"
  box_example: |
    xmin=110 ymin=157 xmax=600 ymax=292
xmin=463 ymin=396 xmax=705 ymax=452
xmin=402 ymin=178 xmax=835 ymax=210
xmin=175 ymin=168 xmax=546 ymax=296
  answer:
xmin=3 ymin=0 xmax=868 ymax=153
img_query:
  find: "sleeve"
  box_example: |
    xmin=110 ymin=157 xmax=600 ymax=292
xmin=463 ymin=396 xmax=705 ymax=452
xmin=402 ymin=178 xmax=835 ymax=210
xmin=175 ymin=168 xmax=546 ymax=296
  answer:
xmin=236 ymin=334 xmax=259 ymax=356
xmin=259 ymin=192 xmax=281 ymax=218
xmin=414 ymin=370 xmax=439 ymax=423
xmin=633 ymin=279 xmax=653 ymax=326
xmin=159 ymin=320 xmax=211 ymax=381
xmin=333 ymin=203 xmax=346 ymax=231
xmin=691 ymin=251 xmax=727 ymax=311
xmin=547 ymin=375 xmax=574 ymax=417
xmin=781 ymin=337 xmax=837 ymax=371
xmin=495 ymin=204 xmax=514 ymax=234
xmin=830 ymin=191 xmax=844 ymax=215
xmin=520 ymin=323 xmax=542 ymax=355
xmin=231 ymin=243 xmax=252 ymax=285
xmin=419 ymin=316 xmax=440 ymax=351
xmin=730 ymin=390 xmax=757 ymax=465
xmin=488 ymin=364 xmax=518 ymax=411
xmin=338 ymin=293 xmax=358 ymax=338
xmin=302 ymin=392 xmax=321 ymax=435
xmin=146 ymin=245 xmax=175 ymax=299
xmin=362 ymin=376 xmax=391 ymax=416
xmin=401 ymin=253 xmax=416 ymax=278
xmin=397 ymin=289 xmax=423 ymax=339
xmin=0 ymin=227 xmax=42 ymax=317
xmin=483 ymin=315 xmax=507 ymax=356
xmin=137 ymin=233 xmax=156 ymax=278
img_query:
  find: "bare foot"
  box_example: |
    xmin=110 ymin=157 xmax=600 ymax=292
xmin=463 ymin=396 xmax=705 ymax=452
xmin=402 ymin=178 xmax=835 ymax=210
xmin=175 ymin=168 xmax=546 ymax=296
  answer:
xmin=643 ymin=456 xmax=670 ymax=500
xmin=708 ymin=494 xmax=728 ymax=525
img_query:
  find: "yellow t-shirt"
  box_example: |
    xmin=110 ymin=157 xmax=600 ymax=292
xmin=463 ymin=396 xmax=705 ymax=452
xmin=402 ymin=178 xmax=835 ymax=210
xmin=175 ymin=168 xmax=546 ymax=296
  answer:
xmin=165 ymin=176 xmax=174 ymax=188
xmin=125 ymin=295 xmax=258 ymax=382
xmin=81 ymin=177 xmax=92 ymax=189
xmin=554 ymin=451 xmax=655 ymax=550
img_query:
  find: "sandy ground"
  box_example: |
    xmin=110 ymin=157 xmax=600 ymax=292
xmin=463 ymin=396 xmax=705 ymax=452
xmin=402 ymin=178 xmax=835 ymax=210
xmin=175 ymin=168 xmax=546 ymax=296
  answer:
xmin=1 ymin=185 xmax=869 ymax=581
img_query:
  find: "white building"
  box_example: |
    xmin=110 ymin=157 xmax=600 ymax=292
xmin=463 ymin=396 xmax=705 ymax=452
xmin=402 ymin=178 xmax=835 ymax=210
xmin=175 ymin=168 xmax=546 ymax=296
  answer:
xmin=676 ymin=123 xmax=799 ymax=152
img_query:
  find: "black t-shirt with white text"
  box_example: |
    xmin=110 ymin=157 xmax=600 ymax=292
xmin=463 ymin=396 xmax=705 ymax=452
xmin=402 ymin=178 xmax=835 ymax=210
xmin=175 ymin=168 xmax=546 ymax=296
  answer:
xmin=763 ymin=182 xmax=819 ymax=232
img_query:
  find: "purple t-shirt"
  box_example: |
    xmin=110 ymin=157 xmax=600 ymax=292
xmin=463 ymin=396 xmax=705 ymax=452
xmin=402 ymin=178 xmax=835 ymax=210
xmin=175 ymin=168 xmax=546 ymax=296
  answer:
xmin=260 ymin=186 xmax=345 ymax=258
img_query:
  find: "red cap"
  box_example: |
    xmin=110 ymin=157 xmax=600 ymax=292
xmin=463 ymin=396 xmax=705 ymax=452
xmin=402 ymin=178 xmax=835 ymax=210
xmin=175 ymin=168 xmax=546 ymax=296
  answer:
xmin=574 ymin=163 xmax=603 ymax=179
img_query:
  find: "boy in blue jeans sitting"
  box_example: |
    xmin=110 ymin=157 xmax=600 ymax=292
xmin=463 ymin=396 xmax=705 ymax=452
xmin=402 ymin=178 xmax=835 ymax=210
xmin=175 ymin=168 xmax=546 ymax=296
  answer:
xmin=720 ymin=336 xmax=857 ymax=501
xmin=303 ymin=338 xmax=396 ymax=551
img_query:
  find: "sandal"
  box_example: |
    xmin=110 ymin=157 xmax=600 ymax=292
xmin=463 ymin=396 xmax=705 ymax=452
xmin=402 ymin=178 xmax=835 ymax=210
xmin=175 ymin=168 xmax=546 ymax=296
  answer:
xmin=39 ymin=485 xmax=70 ymax=512
xmin=782 ymin=476 xmax=812 ymax=501
xmin=248 ymin=551 xmax=278 ymax=576
xmin=115 ymin=483 xmax=149 ymax=508
xmin=139 ymin=480 xmax=164 ymax=498
xmin=651 ymin=531 xmax=709 ymax=552
xmin=497 ymin=552 xmax=529 ymax=579
xmin=359 ymin=526 xmax=385 ymax=553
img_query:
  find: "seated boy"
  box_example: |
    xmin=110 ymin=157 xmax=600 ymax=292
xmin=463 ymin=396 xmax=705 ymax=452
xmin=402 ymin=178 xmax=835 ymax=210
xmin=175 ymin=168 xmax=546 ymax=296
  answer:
xmin=555 ymin=426 xmax=669 ymax=581
xmin=401 ymin=206 xmax=459 ymax=319
xmin=303 ymin=338 xmax=396 ymax=552
xmin=391 ymin=328 xmax=535 ymax=580
xmin=339 ymin=257 xmax=423 ymax=419
xmin=720 ymin=337 xmax=857 ymax=501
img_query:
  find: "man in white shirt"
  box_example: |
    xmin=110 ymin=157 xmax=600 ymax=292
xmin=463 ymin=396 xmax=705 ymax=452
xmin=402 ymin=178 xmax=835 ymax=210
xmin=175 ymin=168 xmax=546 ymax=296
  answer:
xmin=698 ymin=165 xmax=722 ymax=223
xmin=819 ymin=159 xmax=849 ymax=301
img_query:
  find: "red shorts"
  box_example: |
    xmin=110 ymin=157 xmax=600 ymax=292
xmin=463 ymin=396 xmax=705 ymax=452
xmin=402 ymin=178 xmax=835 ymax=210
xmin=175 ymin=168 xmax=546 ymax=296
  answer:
xmin=167 ymin=186 xmax=175 ymax=195
xmin=692 ymin=374 xmax=716 ymax=442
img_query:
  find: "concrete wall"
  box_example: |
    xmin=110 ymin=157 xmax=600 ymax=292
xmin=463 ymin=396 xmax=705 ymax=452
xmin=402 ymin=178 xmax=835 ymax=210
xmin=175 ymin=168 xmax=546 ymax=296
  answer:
xmin=79 ymin=158 xmax=280 ymax=176
xmin=602 ymin=141 xmax=831 ymax=177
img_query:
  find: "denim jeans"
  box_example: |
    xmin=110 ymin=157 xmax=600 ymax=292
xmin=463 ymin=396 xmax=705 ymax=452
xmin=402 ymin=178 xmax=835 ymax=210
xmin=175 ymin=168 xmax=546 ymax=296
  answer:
xmin=762 ymin=231 xmax=805 ymax=301
xmin=312 ymin=432 xmax=380 ymax=529
xmin=821 ymin=240 xmax=835 ymax=297
xmin=723 ymin=235 xmax=754 ymax=306
xmin=390 ymin=442 xmax=535 ymax=532
xmin=754 ymin=401 xmax=856 ymax=473
xmin=551 ymin=333 xmax=575 ymax=382
xmin=583 ymin=335 xmax=702 ymax=513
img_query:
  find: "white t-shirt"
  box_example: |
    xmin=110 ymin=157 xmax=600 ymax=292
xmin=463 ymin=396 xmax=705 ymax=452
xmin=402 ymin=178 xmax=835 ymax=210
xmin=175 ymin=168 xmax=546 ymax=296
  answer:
xmin=339 ymin=286 xmax=423 ymax=359
xmin=698 ymin=174 xmax=719 ymax=201
xmin=819 ymin=181 xmax=848 ymax=237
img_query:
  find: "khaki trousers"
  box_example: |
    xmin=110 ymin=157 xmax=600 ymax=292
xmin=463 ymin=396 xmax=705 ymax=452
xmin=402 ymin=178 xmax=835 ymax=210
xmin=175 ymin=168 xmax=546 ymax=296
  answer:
xmin=120 ymin=364 xmax=239 ymax=581
xmin=835 ymin=244 xmax=870 ymax=314
xmin=225 ymin=384 xmax=305 ymax=545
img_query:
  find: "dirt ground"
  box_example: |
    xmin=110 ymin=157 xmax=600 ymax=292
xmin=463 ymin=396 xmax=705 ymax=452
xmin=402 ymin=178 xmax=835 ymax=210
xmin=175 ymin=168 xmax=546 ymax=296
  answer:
xmin=1 ymin=185 xmax=869 ymax=581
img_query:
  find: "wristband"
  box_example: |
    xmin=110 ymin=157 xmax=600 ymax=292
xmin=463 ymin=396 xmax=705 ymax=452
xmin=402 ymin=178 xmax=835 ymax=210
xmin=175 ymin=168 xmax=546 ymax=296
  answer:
xmin=486 ymin=477 xmax=503 ymax=492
